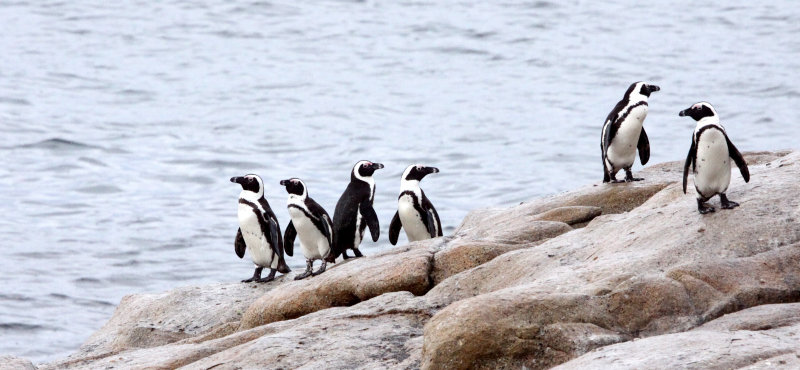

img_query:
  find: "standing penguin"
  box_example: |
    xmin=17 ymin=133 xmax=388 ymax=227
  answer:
xmin=601 ymin=81 xmax=660 ymax=182
xmin=389 ymin=165 xmax=442 ymax=245
xmin=231 ymin=174 xmax=290 ymax=283
xmin=679 ymin=102 xmax=750 ymax=214
xmin=332 ymin=160 xmax=384 ymax=260
xmin=280 ymin=178 xmax=335 ymax=280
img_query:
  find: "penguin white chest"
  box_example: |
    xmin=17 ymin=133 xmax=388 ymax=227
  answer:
xmin=607 ymin=104 xmax=648 ymax=168
xmin=237 ymin=204 xmax=274 ymax=267
xmin=398 ymin=194 xmax=430 ymax=242
xmin=288 ymin=207 xmax=329 ymax=260
xmin=694 ymin=129 xmax=731 ymax=197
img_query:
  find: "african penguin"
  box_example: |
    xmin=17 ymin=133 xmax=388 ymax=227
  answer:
xmin=389 ymin=165 xmax=442 ymax=245
xmin=231 ymin=174 xmax=290 ymax=283
xmin=679 ymin=102 xmax=750 ymax=214
xmin=601 ymin=81 xmax=660 ymax=183
xmin=280 ymin=178 xmax=335 ymax=280
xmin=332 ymin=160 xmax=384 ymax=260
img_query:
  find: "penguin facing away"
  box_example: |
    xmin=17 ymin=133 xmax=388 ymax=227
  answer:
xmin=230 ymin=174 xmax=290 ymax=283
xmin=332 ymin=160 xmax=384 ymax=260
xmin=601 ymin=81 xmax=660 ymax=183
xmin=389 ymin=165 xmax=443 ymax=245
xmin=280 ymin=178 xmax=335 ymax=280
xmin=679 ymin=102 xmax=750 ymax=214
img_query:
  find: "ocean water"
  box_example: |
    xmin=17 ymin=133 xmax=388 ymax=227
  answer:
xmin=0 ymin=0 xmax=798 ymax=363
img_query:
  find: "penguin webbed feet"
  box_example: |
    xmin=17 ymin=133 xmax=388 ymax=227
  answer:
xmin=312 ymin=260 xmax=327 ymax=276
xmin=624 ymin=169 xmax=644 ymax=182
xmin=242 ymin=266 xmax=264 ymax=283
xmin=294 ymin=260 xmax=314 ymax=280
xmin=341 ymin=250 xmax=351 ymax=259
xmin=352 ymin=249 xmax=364 ymax=258
xmin=256 ymin=269 xmax=277 ymax=283
xmin=720 ymin=193 xmax=740 ymax=210
xmin=697 ymin=199 xmax=716 ymax=214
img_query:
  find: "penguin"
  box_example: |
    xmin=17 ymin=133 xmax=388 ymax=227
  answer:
xmin=230 ymin=174 xmax=290 ymax=283
xmin=389 ymin=165 xmax=443 ymax=245
xmin=280 ymin=178 xmax=335 ymax=280
xmin=601 ymin=81 xmax=660 ymax=183
xmin=679 ymin=102 xmax=750 ymax=214
xmin=332 ymin=160 xmax=384 ymax=260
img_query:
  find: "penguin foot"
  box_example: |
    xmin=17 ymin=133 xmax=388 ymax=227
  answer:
xmin=312 ymin=261 xmax=327 ymax=276
xmin=624 ymin=170 xmax=642 ymax=182
xmin=352 ymin=249 xmax=364 ymax=258
xmin=257 ymin=269 xmax=277 ymax=283
xmin=720 ymin=194 xmax=740 ymax=209
xmin=242 ymin=267 xmax=263 ymax=283
xmin=697 ymin=199 xmax=716 ymax=214
xmin=294 ymin=260 xmax=313 ymax=280
xmin=341 ymin=251 xmax=351 ymax=259
xmin=610 ymin=179 xmax=626 ymax=184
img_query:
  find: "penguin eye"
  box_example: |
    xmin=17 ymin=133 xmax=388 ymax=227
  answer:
xmin=416 ymin=165 xmax=422 ymax=170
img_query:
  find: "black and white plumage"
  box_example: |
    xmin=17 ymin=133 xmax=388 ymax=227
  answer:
xmin=601 ymin=81 xmax=660 ymax=183
xmin=280 ymin=178 xmax=335 ymax=280
xmin=231 ymin=174 xmax=290 ymax=283
xmin=332 ymin=160 xmax=384 ymax=260
xmin=679 ymin=102 xmax=750 ymax=214
xmin=389 ymin=165 xmax=442 ymax=245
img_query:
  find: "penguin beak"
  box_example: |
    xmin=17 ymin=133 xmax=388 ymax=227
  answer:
xmin=427 ymin=167 xmax=440 ymax=175
xmin=679 ymin=108 xmax=689 ymax=117
xmin=231 ymin=176 xmax=245 ymax=185
xmin=371 ymin=163 xmax=385 ymax=170
xmin=279 ymin=179 xmax=289 ymax=186
xmin=648 ymin=85 xmax=660 ymax=94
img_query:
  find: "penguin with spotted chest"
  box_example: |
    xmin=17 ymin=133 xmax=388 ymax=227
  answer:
xmin=280 ymin=178 xmax=335 ymax=280
xmin=389 ymin=164 xmax=442 ymax=245
xmin=231 ymin=174 xmax=290 ymax=283
xmin=601 ymin=81 xmax=660 ymax=183
xmin=679 ymin=101 xmax=750 ymax=214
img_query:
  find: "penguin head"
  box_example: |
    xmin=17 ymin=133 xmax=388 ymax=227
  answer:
xmin=280 ymin=178 xmax=307 ymax=197
xmin=679 ymin=102 xmax=716 ymax=121
xmin=352 ymin=160 xmax=384 ymax=182
xmin=402 ymin=164 xmax=440 ymax=182
xmin=628 ymin=81 xmax=660 ymax=99
xmin=231 ymin=174 xmax=263 ymax=196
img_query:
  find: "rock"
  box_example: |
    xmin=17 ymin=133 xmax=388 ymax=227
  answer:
xmin=67 ymin=281 xmax=282 ymax=360
xmin=43 ymin=292 xmax=436 ymax=369
xmin=422 ymin=151 xmax=800 ymax=369
xmin=42 ymin=150 xmax=800 ymax=370
xmin=431 ymin=241 xmax=539 ymax=285
xmin=239 ymin=240 xmax=439 ymax=330
xmin=554 ymin=303 xmax=800 ymax=369
xmin=0 ymin=355 xmax=36 ymax=370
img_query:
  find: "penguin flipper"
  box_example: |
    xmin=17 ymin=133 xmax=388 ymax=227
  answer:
xmin=389 ymin=211 xmax=401 ymax=245
xmin=425 ymin=208 xmax=437 ymax=238
xmin=284 ymin=221 xmax=296 ymax=257
xmin=683 ymin=138 xmax=696 ymax=194
xmin=725 ymin=133 xmax=750 ymax=183
xmin=637 ymin=127 xmax=650 ymax=165
xmin=268 ymin=218 xmax=281 ymax=257
xmin=360 ymin=202 xmax=380 ymax=242
xmin=235 ymin=228 xmax=246 ymax=259
xmin=321 ymin=214 xmax=335 ymax=250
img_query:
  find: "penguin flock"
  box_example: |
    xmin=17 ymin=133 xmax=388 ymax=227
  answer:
xmin=231 ymin=162 xmax=441 ymax=281
xmin=231 ymin=81 xmax=751 ymax=282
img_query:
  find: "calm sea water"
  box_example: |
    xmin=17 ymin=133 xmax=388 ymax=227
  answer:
xmin=1 ymin=0 xmax=798 ymax=363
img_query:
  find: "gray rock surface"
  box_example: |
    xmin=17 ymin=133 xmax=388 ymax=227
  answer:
xmin=34 ymin=150 xmax=800 ymax=370
xmin=0 ymin=355 xmax=36 ymax=370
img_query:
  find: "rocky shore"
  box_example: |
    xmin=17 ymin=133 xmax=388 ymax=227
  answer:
xmin=7 ymin=150 xmax=800 ymax=370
